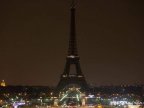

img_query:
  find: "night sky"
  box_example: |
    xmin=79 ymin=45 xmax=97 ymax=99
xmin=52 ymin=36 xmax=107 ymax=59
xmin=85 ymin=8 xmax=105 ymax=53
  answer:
xmin=0 ymin=0 xmax=144 ymax=86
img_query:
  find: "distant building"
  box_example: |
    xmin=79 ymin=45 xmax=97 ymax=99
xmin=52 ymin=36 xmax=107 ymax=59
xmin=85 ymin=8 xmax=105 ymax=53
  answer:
xmin=0 ymin=80 xmax=6 ymax=87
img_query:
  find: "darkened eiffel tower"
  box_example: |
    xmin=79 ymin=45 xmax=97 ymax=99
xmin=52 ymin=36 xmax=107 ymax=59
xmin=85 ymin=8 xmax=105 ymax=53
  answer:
xmin=56 ymin=0 xmax=88 ymax=92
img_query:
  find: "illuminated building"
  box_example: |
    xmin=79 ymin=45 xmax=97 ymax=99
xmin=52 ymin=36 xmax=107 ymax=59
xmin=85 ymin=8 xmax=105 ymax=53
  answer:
xmin=0 ymin=80 xmax=6 ymax=87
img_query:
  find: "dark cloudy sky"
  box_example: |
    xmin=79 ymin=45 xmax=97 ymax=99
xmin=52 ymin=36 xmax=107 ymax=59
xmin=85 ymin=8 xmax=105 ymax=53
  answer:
xmin=0 ymin=0 xmax=144 ymax=86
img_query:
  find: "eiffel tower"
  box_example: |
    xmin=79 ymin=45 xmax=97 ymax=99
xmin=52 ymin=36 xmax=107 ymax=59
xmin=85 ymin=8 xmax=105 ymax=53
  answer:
xmin=56 ymin=1 xmax=88 ymax=93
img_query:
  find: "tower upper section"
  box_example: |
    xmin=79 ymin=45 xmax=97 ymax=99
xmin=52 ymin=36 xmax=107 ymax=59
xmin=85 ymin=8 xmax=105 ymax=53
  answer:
xmin=67 ymin=1 xmax=78 ymax=57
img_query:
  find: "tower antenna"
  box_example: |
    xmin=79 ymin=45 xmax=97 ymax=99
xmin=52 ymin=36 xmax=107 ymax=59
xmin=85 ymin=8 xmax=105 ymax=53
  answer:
xmin=71 ymin=0 xmax=77 ymax=8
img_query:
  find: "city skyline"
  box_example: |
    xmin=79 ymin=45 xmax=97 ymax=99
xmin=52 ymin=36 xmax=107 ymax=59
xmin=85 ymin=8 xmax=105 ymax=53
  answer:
xmin=0 ymin=0 xmax=144 ymax=86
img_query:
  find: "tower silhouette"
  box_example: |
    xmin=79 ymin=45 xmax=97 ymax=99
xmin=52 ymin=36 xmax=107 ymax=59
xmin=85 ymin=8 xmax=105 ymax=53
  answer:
xmin=56 ymin=1 xmax=88 ymax=92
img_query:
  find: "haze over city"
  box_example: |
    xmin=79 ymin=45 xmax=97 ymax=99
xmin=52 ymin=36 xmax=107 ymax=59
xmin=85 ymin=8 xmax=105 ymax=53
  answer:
xmin=0 ymin=0 xmax=144 ymax=86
